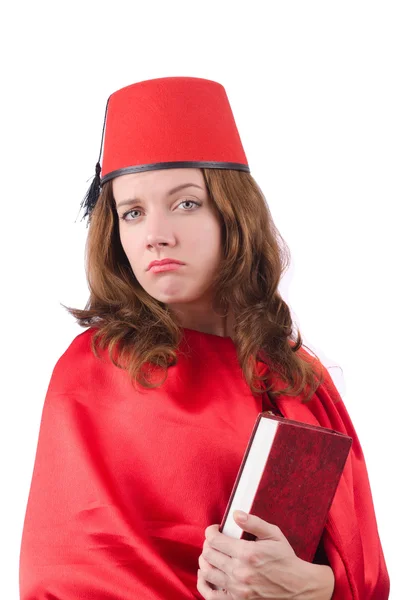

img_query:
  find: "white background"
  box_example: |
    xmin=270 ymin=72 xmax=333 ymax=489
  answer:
xmin=1 ymin=1 xmax=396 ymax=598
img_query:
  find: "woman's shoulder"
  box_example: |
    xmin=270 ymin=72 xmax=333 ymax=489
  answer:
xmin=291 ymin=340 xmax=346 ymax=399
xmin=48 ymin=327 xmax=106 ymax=395
xmin=55 ymin=326 xmax=98 ymax=364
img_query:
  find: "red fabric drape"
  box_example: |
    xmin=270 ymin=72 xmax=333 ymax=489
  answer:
xmin=19 ymin=328 xmax=390 ymax=599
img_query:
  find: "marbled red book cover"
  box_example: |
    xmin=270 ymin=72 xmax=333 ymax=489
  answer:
xmin=219 ymin=413 xmax=353 ymax=562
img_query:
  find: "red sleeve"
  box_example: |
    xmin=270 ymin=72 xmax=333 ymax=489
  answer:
xmin=275 ymin=345 xmax=390 ymax=599
xmin=312 ymin=360 xmax=390 ymax=599
xmin=18 ymin=348 xmax=194 ymax=600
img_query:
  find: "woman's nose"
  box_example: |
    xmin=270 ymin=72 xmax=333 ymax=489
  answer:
xmin=146 ymin=226 xmax=176 ymax=249
xmin=145 ymin=212 xmax=177 ymax=249
xmin=147 ymin=239 xmax=170 ymax=249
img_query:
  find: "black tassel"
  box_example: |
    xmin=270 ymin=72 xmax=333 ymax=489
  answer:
xmin=75 ymin=95 xmax=109 ymax=225
xmin=78 ymin=161 xmax=102 ymax=223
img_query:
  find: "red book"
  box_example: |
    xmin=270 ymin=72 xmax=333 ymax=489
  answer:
xmin=219 ymin=411 xmax=353 ymax=563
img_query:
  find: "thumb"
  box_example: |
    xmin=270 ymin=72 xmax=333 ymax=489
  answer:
xmin=233 ymin=510 xmax=283 ymax=541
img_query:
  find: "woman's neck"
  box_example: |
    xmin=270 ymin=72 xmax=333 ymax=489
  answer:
xmin=169 ymin=305 xmax=235 ymax=339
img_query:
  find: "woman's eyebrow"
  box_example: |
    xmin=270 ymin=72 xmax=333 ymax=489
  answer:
xmin=117 ymin=183 xmax=204 ymax=209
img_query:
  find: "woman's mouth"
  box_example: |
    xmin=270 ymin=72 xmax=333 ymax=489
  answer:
xmin=149 ymin=263 xmax=184 ymax=273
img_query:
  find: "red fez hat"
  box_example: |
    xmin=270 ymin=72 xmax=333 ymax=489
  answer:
xmin=78 ymin=76 xmax=250 ymax=223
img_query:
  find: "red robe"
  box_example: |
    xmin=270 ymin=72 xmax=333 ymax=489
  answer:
xmin=19 ymin=327 xmax=390 ymax=599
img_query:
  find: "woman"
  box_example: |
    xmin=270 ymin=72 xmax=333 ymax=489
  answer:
xmin=19 ymin=77 xmax=390 ymax=599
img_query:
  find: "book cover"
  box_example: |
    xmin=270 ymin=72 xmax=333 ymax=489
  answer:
xmin=218 ymin=412 xmax=353 ymax=563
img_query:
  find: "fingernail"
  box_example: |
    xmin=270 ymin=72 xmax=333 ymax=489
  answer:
xmin=235 ymin=510 xmax=248 ymax=521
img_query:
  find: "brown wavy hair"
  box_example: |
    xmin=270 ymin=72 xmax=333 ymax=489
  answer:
xmin=63 ymin=168 xmax=327 ymax=403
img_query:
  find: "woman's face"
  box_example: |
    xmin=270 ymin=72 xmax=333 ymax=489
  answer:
xmin=113 ymin=168 xmax=223 ymax=310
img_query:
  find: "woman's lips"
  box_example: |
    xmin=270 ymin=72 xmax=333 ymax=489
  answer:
xmin=149 ymin=263 xmax=184 ymax=273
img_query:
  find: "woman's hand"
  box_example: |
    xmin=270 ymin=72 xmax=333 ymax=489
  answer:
xmin=197 ymin=510 xmax=335 ymax=599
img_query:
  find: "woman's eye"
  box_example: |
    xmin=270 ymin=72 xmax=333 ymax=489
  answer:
xmin=121 ymin=208 xmax=141 ymax=221
xmin=120 ymin=199 xmax=201 ymax=221
xmin=179 ymin=200 xmax=201 ymax=210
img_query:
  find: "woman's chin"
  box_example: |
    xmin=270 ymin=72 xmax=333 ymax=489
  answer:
xmin=149 ymin=289 xmax=191 ymax=305
xmin=149 ymin=287 xmax=202 ymax=306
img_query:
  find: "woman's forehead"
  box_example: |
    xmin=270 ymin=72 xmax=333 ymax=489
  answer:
xmin=112 ymin=167 xmax=205 ymax=199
